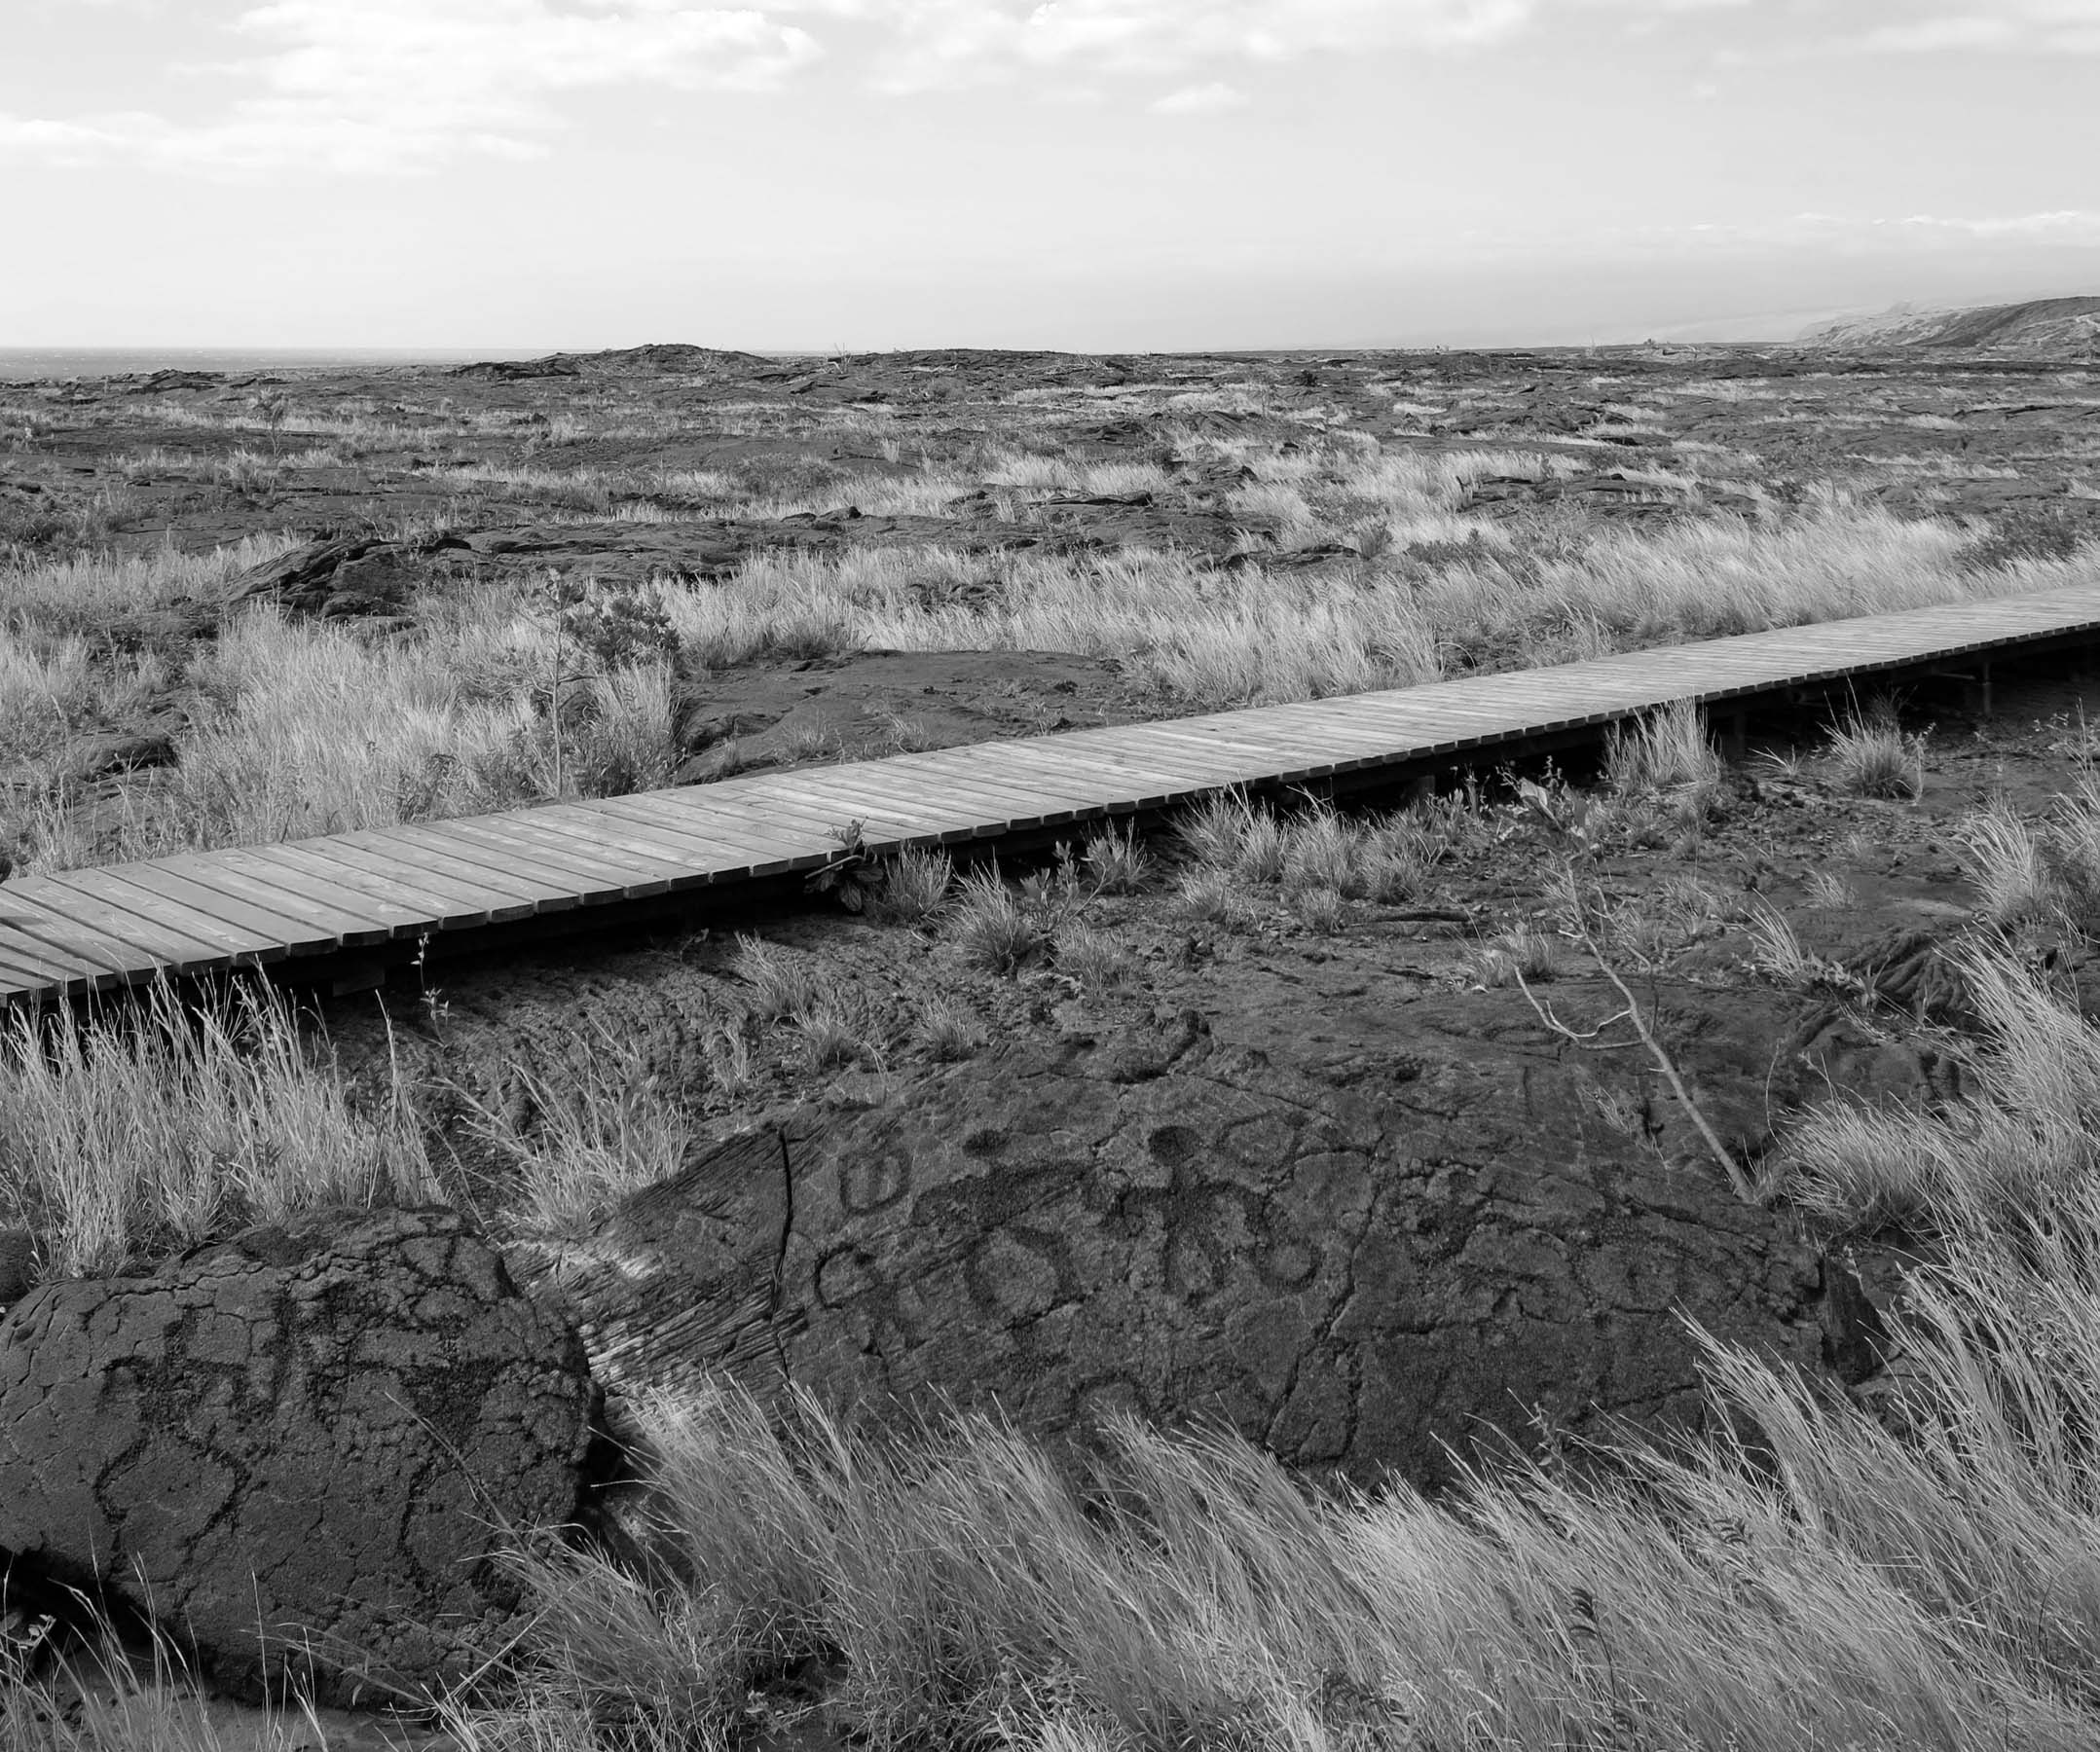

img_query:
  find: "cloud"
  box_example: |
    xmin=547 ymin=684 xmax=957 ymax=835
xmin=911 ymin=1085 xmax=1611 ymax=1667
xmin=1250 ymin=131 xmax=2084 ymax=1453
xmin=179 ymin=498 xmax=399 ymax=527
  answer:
xmin=1150 ymin=80 xmax=1250 ymax=114
xmin=2 ymin=0 xmax=822 ymax=171
xmin=1810 ymin=1 xmax=2100 ymax=55
xmin=0 ymin=0 xmax=1784 ymax=171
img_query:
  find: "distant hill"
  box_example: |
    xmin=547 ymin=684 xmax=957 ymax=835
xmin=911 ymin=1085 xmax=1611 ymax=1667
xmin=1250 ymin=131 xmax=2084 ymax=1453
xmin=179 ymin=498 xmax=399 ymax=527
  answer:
xmin=453 ymin=344 xmax=777 ymax=381
xmin=1800 ymin=297 xmax=2100 ymax=352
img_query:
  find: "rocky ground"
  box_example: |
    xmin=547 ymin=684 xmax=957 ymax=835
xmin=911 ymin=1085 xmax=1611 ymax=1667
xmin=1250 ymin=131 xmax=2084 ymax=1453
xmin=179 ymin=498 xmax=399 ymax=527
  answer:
xmin=4 ymin=336 xmax=2100 ymax=1742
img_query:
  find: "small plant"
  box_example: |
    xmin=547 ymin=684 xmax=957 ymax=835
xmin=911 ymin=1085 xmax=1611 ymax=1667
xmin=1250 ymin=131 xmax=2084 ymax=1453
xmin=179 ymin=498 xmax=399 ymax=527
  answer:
xmin=1804 ymin=869 xmax=1859 ymax=911
xmin=1176 ymin=868 xmax=1256 ymax=928
xmin=1082 ymin=821 xmax=1153 ymax=894
xmin=459 ymin=1025 xmax=691 ymax=1239
xmin=1174 ymin=790 xmax=1255 ymax=869
xmin=1057 ymin=926 xmax=1136 ymax=990
xmin=1468 ymin=923 xmax=1560 ymax=987
xmin=949 ymin=868 xmax=1044 ymax=972
xmin=917 ymin=995 xmax=984 ymax=1061
xmin=732 ymin=932 xmax=824 ymax=1021
xmin=1826 ymin=710 xmax=1926 ymax=799
xmin=1281 ymin=806 xmax=1362 ymax=896
xmin=1292 ymin=885 xmax=1350 ymax=934
xmin=1604 ymin=699 xmax=1722 ymax=795
xmin=1954 ymin=800 xmax=2060 ymax=930
xmin=701 ymin=1016 xmax=755 ymax=1099
xmin=790 ymin=992 xmax=877 ymax=1071
xmin=870 ymin=846 xmax=955 ymax=924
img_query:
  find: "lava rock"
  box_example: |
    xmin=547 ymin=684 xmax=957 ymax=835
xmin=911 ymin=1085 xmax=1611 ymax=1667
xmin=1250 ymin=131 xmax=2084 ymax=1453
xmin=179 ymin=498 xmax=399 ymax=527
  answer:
xmin=534 ymin=1008 xmax=1860 ymax=1490
xmin=0 ymin=1207 xmax=594 ymax=1704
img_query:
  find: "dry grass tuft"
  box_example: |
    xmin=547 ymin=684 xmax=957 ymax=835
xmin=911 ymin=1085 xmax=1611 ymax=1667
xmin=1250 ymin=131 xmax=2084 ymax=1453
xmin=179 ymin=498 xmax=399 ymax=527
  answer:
xmin=1826 ymin=710 xmax=1927 ymax=799
xmin=948 ymin=868 xmax=1046 ymax=972
xmin=0 ymin=981 xmax=434 ymax=1281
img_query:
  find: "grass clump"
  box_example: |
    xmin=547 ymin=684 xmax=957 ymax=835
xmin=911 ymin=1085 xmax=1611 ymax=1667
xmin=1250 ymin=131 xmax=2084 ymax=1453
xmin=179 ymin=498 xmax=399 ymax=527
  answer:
xmin=1080 ymin=821 xmax=1152 ymax=894
xmin=1173 ymin=792 xmax=1436 ymax=911
xmin=732 ymin=933 xmax=826 ymax=1022
xmin=1787 ymin=941 xmax=2100 ymax=1232
xmin=1826 ymin=708 xmax=1927 ymax=799
xmin=0 ymin=981 xmax=434 ymax=1281
xmin=1056 ymin=926 xmax=1136 ymax=990
xmin=870 ymin=846 xmax=955 ymax=924
xmin=457 ymin=1020 xmax=692 ymax=1240
xmin=948 ymin=868 xmax=1047 ymax=972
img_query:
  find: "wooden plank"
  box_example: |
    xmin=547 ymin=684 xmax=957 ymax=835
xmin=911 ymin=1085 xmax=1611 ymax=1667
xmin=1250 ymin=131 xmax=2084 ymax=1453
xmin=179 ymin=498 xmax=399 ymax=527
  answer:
xmin=106 ymin=859 xmax=347 ymax=955
xmin=862 ymin=753 xmax=1100 ymax=825
xmin=412 ymin=817 xmax=663 ymax=904
xmin=256 ymin=841 xmax=504 ymax=931
xmin=606 ymin=794 xmax=835 ymax=873
xmin=702 ymin=780 xmax=921 ymax=844
xmin=210 ymin=845 xmax=410 ymax=944
xmin=201 ymin=843 xmax=448 ymax=940
xmin=459 ymin=813 xmax=700 ymax=890
xmin=27 ymin=873 xmax=239 ymax=971
xmin=631 ymin=784 xmax=866 ymax=852
xmin=140 ymin=849 xmax=393 ymax=948
xmin=0 ymin=889 xmax=160 ymax=985
xmin=771 ymin=760 xmax=1074 ymax=830
xmin=595 ymin=794 xmax=818 ymax=867
xmin=323 ymin=830 xmax=551 ymax=920
xmin=66 ymin=867 xmax=292 ymax=966
xmin=741 ymin=774 xmax=996 ymax=843
xmin=0 ymin=929 xmax=101 ymax=998
xmin=237 ymin=845 xmax=468 ymax=933
xmin=333 ymin=828 xmax=579 ymax=914
xmin=550 ymin=798 xmax=791 ymax=869
xmin=502 ymin=804 xmax=723 ymax=878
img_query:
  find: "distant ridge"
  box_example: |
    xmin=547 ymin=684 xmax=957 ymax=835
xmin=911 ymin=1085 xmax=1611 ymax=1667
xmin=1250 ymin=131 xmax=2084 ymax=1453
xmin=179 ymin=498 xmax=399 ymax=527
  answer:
xmin=452 ymin=343 xmax=776 ymax=381
xmin=1801 ymin=297 xmax=2100 ymax=353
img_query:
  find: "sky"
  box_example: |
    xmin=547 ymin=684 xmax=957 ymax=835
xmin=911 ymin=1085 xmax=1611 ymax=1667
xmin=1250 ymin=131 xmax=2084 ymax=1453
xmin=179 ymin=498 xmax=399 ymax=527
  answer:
xmin=2 ymin=0 xmax=2096 ymax=350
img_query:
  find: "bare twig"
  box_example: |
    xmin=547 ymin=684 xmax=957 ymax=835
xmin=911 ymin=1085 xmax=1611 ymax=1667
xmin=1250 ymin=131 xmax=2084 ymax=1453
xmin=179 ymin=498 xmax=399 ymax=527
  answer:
xmin=1574 ymin=911 xmax=1761 ymax=1204
xmin=1527 ymin=865 xmax=1763 ymax=1205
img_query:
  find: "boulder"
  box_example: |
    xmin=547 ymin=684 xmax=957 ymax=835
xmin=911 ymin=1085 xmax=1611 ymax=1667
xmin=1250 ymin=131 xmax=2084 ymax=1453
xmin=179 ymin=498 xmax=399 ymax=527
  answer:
xmin=0 ymin=1207 xmax=595 ymax=1705
xmin=536 ymin=1004 xmax=1868 ymax=1489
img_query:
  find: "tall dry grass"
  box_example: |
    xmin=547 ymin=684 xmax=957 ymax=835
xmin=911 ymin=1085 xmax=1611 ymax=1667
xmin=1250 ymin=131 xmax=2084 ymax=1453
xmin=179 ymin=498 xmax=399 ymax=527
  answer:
xmin=0 ymin=980 xmax=434 ymax=1280
xmin=460 ymin=935 xmax=2100 ymax=1750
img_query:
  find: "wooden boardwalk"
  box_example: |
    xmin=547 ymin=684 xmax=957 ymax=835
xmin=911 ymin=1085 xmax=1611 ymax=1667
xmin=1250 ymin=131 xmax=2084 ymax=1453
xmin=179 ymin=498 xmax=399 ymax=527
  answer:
xmin=3 ymin=581 xmax=2098 ymax=1006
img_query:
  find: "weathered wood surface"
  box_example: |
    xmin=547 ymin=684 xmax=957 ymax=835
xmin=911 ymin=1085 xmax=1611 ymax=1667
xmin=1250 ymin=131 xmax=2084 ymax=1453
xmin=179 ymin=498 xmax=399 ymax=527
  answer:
xmin=3 ymin=580 xmax=2097 ymax=1004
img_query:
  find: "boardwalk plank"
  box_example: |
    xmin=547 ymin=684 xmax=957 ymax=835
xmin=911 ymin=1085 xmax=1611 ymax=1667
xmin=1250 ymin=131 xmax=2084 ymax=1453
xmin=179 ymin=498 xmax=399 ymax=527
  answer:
xmin=143 ymin=851 xmax=394 ymax=947
xmin=54 ymin=867 xmax=289 ymax=967
xmin=258 ymin=842 xmax=503 ymax=931
xmin=111 ymin=861 xmax=347 ymax=954
xmin=337 ymin=830 xmax=578 ymax=914
xmin=0 ymin=889 xmax=168 ymax=984
xmin=28 ymin=874 xmax=238 ymax=971
xmin=0 ymin=931 xmax=103 ymax=998
xmin=3 ymin=580 xmax=2099 ymax=1006
xmin=414 ymin=817 xmax=665 ymax=904
xmin=500 ymin=805 xmax=723 ymax=879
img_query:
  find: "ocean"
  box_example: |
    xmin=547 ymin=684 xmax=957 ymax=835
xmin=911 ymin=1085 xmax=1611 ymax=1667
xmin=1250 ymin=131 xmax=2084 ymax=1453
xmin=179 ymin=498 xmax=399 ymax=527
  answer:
xmin=0 ymin=347 xmax=495 ymax=382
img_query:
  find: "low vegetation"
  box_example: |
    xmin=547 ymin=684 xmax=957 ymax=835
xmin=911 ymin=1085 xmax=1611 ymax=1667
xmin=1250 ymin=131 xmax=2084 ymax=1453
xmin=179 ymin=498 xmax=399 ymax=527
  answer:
xmin=8 ymin=347 xmax=2100 ymax=1746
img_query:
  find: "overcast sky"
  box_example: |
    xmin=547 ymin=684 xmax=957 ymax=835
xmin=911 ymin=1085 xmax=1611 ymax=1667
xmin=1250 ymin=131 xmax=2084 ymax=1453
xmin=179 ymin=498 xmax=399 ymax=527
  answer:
xmin=4 ymin=0 xmax=2096 ymax=350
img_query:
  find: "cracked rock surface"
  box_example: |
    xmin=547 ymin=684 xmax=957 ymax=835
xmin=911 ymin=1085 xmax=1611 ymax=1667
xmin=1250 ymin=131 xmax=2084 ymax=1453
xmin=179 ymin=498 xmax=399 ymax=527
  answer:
xmin=532 ymin=1002 xmax=1866 ymax=1491
xmin=0 ymin=1207 xmax=594 ymax=1705
xmin=780 ymin=1019 xmax=1848 ymax=1486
